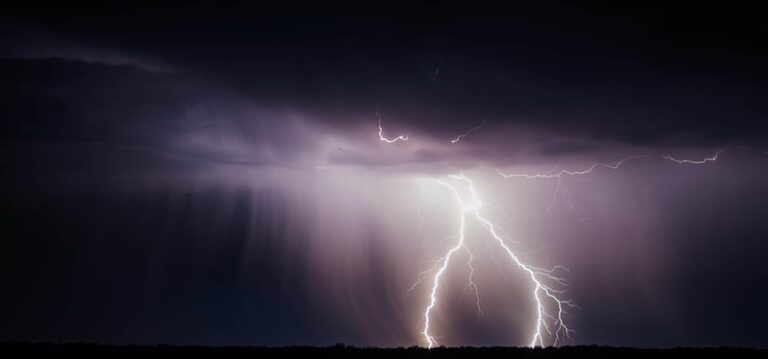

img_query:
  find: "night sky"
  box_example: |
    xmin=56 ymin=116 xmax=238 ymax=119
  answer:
xmin=2 ymin=1 xmax=768 ymax=348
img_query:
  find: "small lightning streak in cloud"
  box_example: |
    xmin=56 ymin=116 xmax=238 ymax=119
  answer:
xmin=450 ymin=121 xmax=487 ymax=144
xmin=421 ymin=174 xmax=573 ymax=348
xmin=662 ymin=148 xmax=726 ymax=164
xmin=376 ymin=107 xmax=409 ymax=143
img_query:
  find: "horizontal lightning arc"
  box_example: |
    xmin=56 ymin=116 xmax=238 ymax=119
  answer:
xmin=496 ymin=155 xmax=650 ymax=180
xmin=496 ymin=155 xmax=649 ymax=213
xmin=661 ymin=148 xmax=726 ymax=164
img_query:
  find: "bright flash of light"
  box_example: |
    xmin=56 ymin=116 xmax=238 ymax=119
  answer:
xmin=662 ymin=148 xmax=726 ymax=164
xmin=450 ymin=121 xmax=487 ymax=144
xmin=420 ymin=174 xmax=575 ymax=348
xmin=376 ymin=107 xmax=409 ymax=143
xmin=413 ymin=146 xmax=753 ymax=348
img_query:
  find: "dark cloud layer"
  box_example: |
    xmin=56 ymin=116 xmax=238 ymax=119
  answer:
xmin=3 ymin=1 xmax=768 ymax=151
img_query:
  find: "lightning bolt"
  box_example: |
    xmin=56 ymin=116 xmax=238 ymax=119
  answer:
xmin=450 ymin=121 xmax=487 ymax=144
xmin=376 ymin=107 xmax=409 ymax=143
xmin=421 ymin=174 xmax=574 ymax=348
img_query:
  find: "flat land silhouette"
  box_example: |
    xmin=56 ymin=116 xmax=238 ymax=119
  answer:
xmin=2 ymin=343 xmax=766 ymax=358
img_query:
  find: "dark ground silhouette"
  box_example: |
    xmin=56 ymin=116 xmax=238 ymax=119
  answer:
xmin=1 ymin=342 xmax=766 ymax=358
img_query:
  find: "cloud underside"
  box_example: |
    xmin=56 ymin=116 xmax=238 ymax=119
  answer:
xmin=0 ymin=57 xmax=766 ymax=172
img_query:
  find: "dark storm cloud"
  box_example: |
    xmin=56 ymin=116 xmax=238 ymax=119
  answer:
xmin=2 ymin=1 xmax=768 ymax=153
xmin=0 ymin=58 xmax=312 ymax=173
xmin=0 ymin=58 xmax=195 ymax=144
